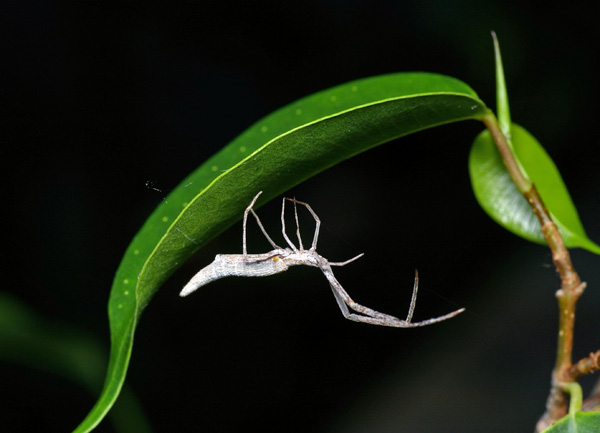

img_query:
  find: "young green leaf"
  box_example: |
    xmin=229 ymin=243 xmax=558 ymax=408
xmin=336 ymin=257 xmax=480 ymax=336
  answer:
xmin=74 ymin=72 xmax=490 ymax=432
xmin=492 ymin=31 xmax=511 ymax=139
xmin=469 ymin=123 xmax=600 ymax=253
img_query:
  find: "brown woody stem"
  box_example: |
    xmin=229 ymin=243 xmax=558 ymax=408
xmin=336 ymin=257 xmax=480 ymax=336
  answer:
xmin=481 ymin=113 xmax=586 ymax=431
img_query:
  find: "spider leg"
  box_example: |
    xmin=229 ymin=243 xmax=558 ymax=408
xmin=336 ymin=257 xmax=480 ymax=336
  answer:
xmin=280 ymin=197 xmax=298 ymax=251
xmin=292 ymin=198 xmax=304 ymax=250
xmin=286 ymin=198 xmax=321 ymax=251
xmin=243 ymin=192 xmax=262 ymax=255
xmin=320 ymin=264 xmax=464 ymax=328
xmin=328 ymin=279 xmax=351 ymax=317
xmin=329 ymin=253 xmax=364 ymax=267
xmin=243 ymin=191 xmax=280 ymax=255
xmin=250 ymin=208 xmax=280 ymax=250
xmin=405 ymin=269 xmax=419 ymax=323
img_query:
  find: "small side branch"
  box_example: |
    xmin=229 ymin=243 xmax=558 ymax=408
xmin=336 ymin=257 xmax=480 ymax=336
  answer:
xmin=565 ymin=350 xmax=600 ymax=382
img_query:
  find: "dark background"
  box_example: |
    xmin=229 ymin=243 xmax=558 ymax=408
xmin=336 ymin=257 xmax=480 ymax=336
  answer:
xmin=2 ymin=1 xmax=600 ymax=432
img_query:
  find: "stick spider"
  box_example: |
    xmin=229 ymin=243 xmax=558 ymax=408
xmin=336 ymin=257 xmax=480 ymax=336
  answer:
xmin=180 ymin=191 xmax=464 ymax=327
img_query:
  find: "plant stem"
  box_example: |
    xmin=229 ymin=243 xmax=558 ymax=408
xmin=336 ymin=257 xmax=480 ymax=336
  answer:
xmin=481 ymin=115 xmax=530 ymax=193
xmin=481 ymin=113 xmax=585 ymax=431
xmin=564 ymin=382 xmax=583 ymax=415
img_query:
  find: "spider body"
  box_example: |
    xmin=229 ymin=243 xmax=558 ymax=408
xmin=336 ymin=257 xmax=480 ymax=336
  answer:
xmin=181 ymin=192 xmax=464 ymax=328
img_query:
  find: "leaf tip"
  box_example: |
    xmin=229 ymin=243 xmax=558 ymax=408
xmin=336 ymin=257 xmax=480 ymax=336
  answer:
xmin=491 ymin=31 xmax=511 ymax=139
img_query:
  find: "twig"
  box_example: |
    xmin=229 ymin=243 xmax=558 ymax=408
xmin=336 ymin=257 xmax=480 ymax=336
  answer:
xmin=481 ymin=113 xmax=587 ymax=431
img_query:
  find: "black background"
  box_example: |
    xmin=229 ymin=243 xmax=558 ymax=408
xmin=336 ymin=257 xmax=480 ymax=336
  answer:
xmin=2 ymin=1 xmax=600 ymax=432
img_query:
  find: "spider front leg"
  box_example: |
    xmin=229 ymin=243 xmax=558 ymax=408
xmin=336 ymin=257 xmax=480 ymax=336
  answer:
xmin=242 ymin=191 xmax=280 ymax=255
xmin=283 ymin=198 xmax=321 ymax=252
xmin=280 ymin=197 xmax=299 ymax=251
xmin=292 ymin=199 xmax=304 ymax=250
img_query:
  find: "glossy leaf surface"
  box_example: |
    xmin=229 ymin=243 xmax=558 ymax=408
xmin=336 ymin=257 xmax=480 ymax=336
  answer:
xmin=469 ymin=123 xmax=600 ymax=253
xmin=74 ymin=72 xmax=490 ymax=432
xmin=543 ymin=412 xmax=600 ymax=433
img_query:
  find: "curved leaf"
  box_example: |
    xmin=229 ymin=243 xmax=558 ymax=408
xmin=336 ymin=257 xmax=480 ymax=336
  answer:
xmin=469 ymin=123 xmax=600 ymax=253
xmin=542 ymin=412 xmax=600 ymax=433
xmin=74 ymin=72 xmax=490 ymax=432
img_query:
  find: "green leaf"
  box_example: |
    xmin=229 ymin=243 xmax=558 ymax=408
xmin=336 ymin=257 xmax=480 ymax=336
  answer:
xmin=469 ymin=123 xmax=600 ymax=253
xmin=0 ymin=292 xmax=152 ymax=433
xmin=492 ymin=31 xmax=511 ymax=139
xmin=74 ymin=72 xmax=490 ymax=432
xmin=542 ymin=412 xmax=600 ymax=433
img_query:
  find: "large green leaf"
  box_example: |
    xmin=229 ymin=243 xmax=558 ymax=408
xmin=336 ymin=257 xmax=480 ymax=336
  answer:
xmin=469 ymin=123 xmax=600 ymax=253
xmin=542 ymin=412 xmax=600 ymax=433
xmin=74 ymin=72 xmax=490 ymax=432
